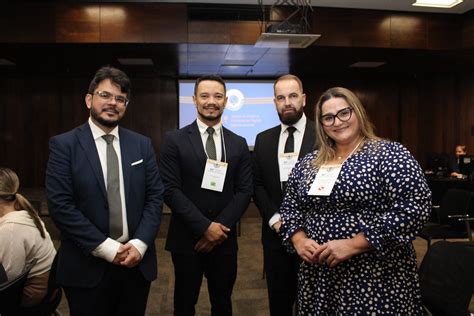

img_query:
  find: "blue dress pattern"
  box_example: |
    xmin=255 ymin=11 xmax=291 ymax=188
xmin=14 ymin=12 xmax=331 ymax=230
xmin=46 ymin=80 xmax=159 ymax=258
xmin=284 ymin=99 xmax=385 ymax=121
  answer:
xmin=279 ymin=140 xmax=432 ymax=315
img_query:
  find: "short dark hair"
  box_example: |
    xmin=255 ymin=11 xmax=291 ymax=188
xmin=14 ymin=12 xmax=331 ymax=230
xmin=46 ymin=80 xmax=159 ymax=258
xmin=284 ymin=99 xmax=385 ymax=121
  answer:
xmin=273 ymin=74 xmax=304 ymax=95
xmin=88 ymin=66 xmax=131 ymax=98
xmin=194 ymin=75 xmax=226 ymax=96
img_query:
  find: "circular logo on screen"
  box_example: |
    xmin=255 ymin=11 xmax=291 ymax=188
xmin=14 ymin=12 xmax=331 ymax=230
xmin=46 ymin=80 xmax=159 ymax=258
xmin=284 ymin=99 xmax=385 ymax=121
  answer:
xmin=226 ymin=89 xmax=245 ymax=111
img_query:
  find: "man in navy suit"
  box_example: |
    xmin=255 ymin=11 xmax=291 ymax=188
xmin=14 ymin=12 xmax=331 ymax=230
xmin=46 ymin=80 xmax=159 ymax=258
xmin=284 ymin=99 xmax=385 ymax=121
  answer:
xmin=253 ymin=74 xmax=316 ymax=316
xmin=159 ymin=75 xmax=252 ymax=315
xmin=46 ymin=66 xmax=163 ymax=316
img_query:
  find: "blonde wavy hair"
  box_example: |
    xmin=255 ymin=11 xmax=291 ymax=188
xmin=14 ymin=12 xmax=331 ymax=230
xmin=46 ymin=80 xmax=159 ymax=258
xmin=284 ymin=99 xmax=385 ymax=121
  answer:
xmin=313 ymin=87 xmax=380 ymax=167
xmin=0 ymin=167 xmax=46 ymax=238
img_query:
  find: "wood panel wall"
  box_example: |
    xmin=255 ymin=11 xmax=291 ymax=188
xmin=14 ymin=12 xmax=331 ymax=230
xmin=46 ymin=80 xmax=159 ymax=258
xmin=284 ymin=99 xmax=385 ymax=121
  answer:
xmin=1 ymin=73 xmax=473 ymax=187
xmin=1 ymin=3 xmax=473 ymax=186
xmin=301 ymin=73 xmax=474 ymax=166
xmin=0 ymin=3 xmax=468 ymax=51
xmin=0 ymin=76 xmax=177 ymax=187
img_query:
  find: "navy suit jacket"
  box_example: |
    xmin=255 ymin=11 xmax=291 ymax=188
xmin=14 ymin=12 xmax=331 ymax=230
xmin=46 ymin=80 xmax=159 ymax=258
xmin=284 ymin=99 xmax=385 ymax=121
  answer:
xmin=253 ymin=119 xmax=316 ymax=249
xmin=159 ymin=121 xmax=253 ymax=255
xmin=46 ymin=122 xmax=163 ymax=287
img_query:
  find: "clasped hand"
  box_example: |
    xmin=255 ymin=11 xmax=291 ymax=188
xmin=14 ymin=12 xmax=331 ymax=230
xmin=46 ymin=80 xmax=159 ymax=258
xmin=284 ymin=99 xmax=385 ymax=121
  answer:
xmin=194 ymin=222 xmax=230 ymax=253
xmin=294 ymin=237 xmax=357 ymax=268
xmin=113 ymin=242 xmax=142 ymax=268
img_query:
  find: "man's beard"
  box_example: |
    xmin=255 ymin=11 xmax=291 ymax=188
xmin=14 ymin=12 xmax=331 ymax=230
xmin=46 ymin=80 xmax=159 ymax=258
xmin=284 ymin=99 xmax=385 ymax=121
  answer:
xmin=278 ymin=107 xmax=304 ymax=125
xmin=90 ymin=108 xmax=120 ymax=128
xmin=199 ymin=109 xmax=223 ymax=123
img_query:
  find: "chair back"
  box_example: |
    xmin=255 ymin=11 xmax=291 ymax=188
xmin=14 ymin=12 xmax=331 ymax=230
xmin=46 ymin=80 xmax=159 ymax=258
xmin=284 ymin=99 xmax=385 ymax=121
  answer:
xmin=0 ymin=263 xmax=7 ymax=284
xmin=419 ymin=241 xmax=474 ymax=316
xmin=0 ymin=259 xmax=36 ymax=316
xmin=438 ymin=189 xmax=474 ymax=225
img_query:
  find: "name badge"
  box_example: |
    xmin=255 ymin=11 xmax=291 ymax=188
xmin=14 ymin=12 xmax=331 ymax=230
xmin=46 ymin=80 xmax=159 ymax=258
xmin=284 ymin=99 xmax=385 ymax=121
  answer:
xmin=201 ymin=159 xmax=228 ymax=192
xmin=279 ymin=152 xmax=299 ymax=182
xmin=308 ymin=164 xmax=342 ymax=196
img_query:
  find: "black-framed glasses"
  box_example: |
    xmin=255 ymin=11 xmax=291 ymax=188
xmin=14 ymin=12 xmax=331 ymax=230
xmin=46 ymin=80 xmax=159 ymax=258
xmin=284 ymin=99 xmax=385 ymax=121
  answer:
xmin=319 ymin=107 xmax=353 ymax=127
xmin=92 ymin=90 xmax=129 ymax=106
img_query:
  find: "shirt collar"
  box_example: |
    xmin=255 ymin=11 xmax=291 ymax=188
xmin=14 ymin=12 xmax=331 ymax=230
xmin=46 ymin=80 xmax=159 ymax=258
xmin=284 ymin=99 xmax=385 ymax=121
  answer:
xmin=196 ymin=118 xmax=222 ymax=136
xmin=280 ymin=113 xmax=307 ymax=134
xmin=88 ymin=117 xmax=120 ymax=141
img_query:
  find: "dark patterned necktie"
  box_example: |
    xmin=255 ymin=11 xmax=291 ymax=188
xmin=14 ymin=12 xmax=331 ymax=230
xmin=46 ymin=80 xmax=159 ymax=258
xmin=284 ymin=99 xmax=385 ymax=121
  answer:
xmin=102 ymin=134 xmax=123 ymax=239
xmin=206 ymin=127 xmax=217 ymax=160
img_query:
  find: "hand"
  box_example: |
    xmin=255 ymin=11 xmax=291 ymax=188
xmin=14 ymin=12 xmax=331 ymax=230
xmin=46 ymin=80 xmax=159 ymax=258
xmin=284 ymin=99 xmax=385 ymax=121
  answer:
xmin=204 ymin=222 xmax=230 ymax=244
xmin=119 ymin=242 xmax=143 ymax=268
xmin=112 ymin=244 xmax=129 ymax=265
xmin=194 ymin=236 xmax=215 ymax=253
xmin=272 ymin=221 xmax=282 ymax=233
xmin=314 ymin=239 xmax=356 ymax=268
xmin=314 ymin=234 xmax=371 ymax=268
xmin=291 ymin=230 xmax=321 ymax=263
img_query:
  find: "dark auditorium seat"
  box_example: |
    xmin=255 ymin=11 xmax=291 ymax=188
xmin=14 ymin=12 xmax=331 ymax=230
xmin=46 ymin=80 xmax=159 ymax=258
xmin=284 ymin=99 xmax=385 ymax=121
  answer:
xmin=418 ymin=188 xmax=474 ymax=249
xmin=419 ymin=241 xmax=474 ymax=316
xmin=0 ymin=259 xmax=36 ymax=316
xmin=0 ymin=263 xmax=7 ymax=284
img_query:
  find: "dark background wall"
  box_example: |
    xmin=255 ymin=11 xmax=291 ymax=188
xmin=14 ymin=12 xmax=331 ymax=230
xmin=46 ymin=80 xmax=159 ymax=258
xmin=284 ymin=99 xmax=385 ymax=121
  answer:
xmin=0 ymin=2 xmax=473 ymax=187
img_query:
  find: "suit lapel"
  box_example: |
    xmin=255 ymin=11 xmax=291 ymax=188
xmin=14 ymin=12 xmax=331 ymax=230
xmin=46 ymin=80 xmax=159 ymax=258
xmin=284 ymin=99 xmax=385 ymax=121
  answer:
xmin=269 ymin=126 xmax=282 ymax=183
xmin=119 ymin=128 xmax=132 ymax=202
xmin=299 ymin=120 xmax=316 ymax=158
xmin=76 ymin=123 xmax=107 ymax=199
xmin=188 ymin=121 xmax=207 ymax=165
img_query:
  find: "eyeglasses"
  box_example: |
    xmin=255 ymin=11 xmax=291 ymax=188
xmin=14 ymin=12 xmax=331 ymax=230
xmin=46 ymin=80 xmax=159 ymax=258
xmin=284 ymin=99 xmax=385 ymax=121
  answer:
xmin=319 ymin=107 xmax=353 ymax=127
xmin=92 ymin=91 xmax=129 ymax=106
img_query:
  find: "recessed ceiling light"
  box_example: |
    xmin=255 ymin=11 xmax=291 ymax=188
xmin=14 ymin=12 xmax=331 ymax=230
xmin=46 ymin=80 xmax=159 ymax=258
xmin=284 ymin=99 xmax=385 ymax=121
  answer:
xmin=117 ymin=58 xmax=153 ymax=66
xmin=412 ymin=0 xmax=463 ymax=8
xmin=350 ymin=61 xmax=386 ymax=68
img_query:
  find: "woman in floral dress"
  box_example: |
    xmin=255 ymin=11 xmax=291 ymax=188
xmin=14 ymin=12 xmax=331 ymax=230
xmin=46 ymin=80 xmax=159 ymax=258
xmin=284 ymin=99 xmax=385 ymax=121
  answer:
xmin=279 ymin=87 xmax=431 ymax=315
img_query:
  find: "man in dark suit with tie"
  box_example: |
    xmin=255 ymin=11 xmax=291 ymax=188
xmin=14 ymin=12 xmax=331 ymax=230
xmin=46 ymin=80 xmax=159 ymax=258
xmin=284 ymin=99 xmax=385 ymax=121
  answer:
xmin=46 ymin=66 xmax=163 ymax=316
xmin=159 ymin=75 xmax=252 ymax=315
xmin=253 ymin=74 xmax=316 ymax=316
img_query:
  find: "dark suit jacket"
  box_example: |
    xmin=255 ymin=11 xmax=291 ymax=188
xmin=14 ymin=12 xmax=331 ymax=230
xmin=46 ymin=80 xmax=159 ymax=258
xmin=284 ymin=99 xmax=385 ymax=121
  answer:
xmin=253 ymin=119 xmax=316 ymax=250
xmin=159 ymin=121 xmax=253 ymax=255
xmin=45 ymin=122 xmax=163 ymax=287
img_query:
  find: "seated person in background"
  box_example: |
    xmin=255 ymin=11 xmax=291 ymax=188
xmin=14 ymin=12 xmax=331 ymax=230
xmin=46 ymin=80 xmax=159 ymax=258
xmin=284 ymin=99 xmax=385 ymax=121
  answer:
xmin=0 ymin=167 xmax=56 ymax=307
xmin=0 ymin=262 xmax=7 ymax=283
xmin=450 ymin=144 xmax=467 ymax=177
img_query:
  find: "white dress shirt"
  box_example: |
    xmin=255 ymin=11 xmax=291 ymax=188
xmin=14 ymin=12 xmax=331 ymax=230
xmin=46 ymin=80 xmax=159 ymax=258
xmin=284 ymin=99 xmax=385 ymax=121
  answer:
xmin=269 ymin=114 xmax=307 ymax=228
xmin=196 ymin=118 xmax=224 ymax=162
xmin=88 ymin=118 xmax=147 ymax=263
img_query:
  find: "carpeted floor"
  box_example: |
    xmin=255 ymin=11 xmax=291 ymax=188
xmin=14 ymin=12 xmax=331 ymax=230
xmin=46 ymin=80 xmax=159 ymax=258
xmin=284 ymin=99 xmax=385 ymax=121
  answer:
xmin=19 ymin=188 xmax=473 ymax=315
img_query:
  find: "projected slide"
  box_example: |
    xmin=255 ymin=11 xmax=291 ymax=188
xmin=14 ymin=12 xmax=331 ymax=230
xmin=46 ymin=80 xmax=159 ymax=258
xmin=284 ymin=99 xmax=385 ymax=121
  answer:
xmin=179 ymin=81 xmax=281 ymax=148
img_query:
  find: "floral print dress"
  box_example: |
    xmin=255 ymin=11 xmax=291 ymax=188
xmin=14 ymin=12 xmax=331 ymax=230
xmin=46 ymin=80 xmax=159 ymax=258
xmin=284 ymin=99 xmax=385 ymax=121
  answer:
xmin=279 ymin=140 xmax=431 ymax=315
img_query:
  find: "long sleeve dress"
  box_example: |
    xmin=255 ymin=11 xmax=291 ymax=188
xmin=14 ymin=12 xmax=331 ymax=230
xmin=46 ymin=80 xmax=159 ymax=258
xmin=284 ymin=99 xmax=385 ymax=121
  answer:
xmin=279 ymin=139 xmax=432 ymax=315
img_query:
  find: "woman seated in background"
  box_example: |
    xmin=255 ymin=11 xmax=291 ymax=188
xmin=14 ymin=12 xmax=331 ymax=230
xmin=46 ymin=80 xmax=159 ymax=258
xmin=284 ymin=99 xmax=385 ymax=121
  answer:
xmin=0 ymin=167 xmax=56 ymax=307
xmin=279 ymin=87 xmax=431 ymax=315
xmin=449 ymin=144 xmax=467 ymax=178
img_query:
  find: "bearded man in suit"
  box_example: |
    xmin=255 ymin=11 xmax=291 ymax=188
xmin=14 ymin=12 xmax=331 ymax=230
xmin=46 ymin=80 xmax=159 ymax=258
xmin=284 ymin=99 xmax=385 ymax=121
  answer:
xmin=253 ymin=74 xmax=317 ymax=316
xmin=46 ymin=66 xmax=163 ymax=316
xmin=159 ymin=75 xmax=252 ymax=316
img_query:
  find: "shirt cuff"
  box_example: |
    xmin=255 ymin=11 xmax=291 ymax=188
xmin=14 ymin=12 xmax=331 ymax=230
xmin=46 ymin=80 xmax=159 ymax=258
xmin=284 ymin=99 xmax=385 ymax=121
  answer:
xmin=91 ymin=238 xmax=121 ymax=263
xmin=128 ymin=239 xmax=148 ymax=258
xmin=268 ymin=213 xmax=281 ymax=229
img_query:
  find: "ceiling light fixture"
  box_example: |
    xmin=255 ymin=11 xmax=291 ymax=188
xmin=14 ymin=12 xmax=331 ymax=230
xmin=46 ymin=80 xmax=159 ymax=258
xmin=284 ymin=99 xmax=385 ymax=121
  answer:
xmin=350 ymin=61 xmax=386 ymax=68
xmin=117 ymin=58 xmax=153 ymax=66
xmin=412 ymin=0 xmax=463 ymax=8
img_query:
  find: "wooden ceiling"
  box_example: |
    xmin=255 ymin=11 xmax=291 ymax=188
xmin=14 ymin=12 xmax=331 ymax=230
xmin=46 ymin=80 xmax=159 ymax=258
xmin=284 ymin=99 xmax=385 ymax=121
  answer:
xmin=1 ymin=43 xmax=473 ymax=78
xmin=0 ymin=2 xmax=473 ymax=78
